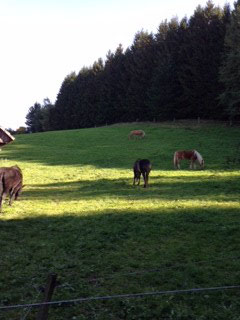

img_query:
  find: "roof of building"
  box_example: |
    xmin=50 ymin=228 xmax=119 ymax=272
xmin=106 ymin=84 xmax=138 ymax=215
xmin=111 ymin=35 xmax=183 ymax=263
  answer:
xmin=0 ymin=127 xmax=15 ymax=143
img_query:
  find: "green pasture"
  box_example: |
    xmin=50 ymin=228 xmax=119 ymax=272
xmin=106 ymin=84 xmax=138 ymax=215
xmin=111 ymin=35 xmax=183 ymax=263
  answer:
xmin=0 ymin=121 xmax=240 ymax=320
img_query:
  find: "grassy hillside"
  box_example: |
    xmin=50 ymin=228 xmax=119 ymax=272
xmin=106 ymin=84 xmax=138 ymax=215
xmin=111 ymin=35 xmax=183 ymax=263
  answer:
xmin=0 ymin=121 xmax=240 ymax=320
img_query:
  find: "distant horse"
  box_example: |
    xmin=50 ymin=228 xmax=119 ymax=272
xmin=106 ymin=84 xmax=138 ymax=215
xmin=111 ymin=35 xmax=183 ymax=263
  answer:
xmin=0 ymin=165 xmax=23 ymax=212
xmin=133 ymin=159 xmax=152 ymax=188
xmin=173 ymin=150 xmax=204 ymax=169
xmin=128 ymin=130 xmax=145 ymax=140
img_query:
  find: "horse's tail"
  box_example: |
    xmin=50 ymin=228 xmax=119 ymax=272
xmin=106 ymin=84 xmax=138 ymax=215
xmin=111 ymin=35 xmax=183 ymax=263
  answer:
xmin=173 ymin=151 xmax=178 ymax=169
xmin=194 ymin=150 xmax=204 ymax=168
xmin=12 ymin=165 xmax=22 ymax=173
xmin=134 ymin=159 xmax=141 ymax=172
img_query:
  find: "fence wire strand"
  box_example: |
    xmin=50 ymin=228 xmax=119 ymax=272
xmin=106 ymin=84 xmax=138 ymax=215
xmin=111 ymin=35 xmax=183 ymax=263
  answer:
xmin=1 ymin=284 xmax=240 ymax=311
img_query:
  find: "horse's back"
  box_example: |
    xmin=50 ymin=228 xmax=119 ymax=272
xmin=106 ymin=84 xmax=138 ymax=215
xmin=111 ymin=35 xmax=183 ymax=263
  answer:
xmin=129 ymin=130 xmax=145 ymax=138
xmin=175 ymin=150 xmax=196 ymax=160
xmin=139 ymin=159 xmax=151 ymax=172
xmin=0 ymin=166 xmax=23 ymax=193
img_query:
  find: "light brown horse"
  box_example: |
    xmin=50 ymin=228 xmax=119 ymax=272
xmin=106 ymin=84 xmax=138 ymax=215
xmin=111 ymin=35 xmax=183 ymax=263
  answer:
xmin=173 ymin=150 xmax=204 ymax=169
xmin=128 ymin=130 xmax=145 ymax=140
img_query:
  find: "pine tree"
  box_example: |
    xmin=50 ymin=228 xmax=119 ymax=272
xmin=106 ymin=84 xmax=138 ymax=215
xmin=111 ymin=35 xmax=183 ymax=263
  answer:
xmin=25 ymin=103 xmax=43 ymax=132
xmin=99 ymin=45 xmax=129 ymax=124
xmin=179 ymin=1 xmax=228 ymax=119
xmin=125 ymin=30 xmax=156 ymax=122
xmin=50 ymin=72 xmax=77 ymax=130
xmin=147 ymin=17 xmax=187 ymax=121
xmin=219 ymin=0 xmax=240 ymax=121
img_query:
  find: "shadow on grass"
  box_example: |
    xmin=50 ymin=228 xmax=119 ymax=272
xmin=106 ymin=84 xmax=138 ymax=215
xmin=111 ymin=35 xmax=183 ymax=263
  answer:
xmin=1 ymin=124 xmax=240 ymax=174
xmin=0 ymin=127 xmax=217 ymax=170
xmin=23 ymin=174 xmax=240 ymax=202
xmin=1 ymin=207 xmax=240 ymax=319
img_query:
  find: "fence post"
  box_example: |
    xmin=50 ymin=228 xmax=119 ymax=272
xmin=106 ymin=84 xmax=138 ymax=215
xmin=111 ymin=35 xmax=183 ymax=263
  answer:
xmin=36 ymin=273 xmax=57 ymax=320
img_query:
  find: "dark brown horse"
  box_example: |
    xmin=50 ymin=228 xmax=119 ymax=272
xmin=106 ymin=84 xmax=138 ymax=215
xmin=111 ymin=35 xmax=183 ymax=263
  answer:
xmin=133 ymin=159 xmax=152 ymax=188
xmin=0 ymin=165 xmax=23 ymax=212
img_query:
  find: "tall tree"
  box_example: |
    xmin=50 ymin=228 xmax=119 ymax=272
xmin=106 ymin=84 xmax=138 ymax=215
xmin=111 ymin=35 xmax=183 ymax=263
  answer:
xmin=49 ymin=72 xmax=77 ymax=130
xmin=99 ymin=44 xmax=130 ymax=124
xmin=73 ymin=59 xmax=104 ymax=128
xmin=40 ymin=98 xmax=54 ymax=131
xmin=25 ymin=102 xmax=43 ymax=132
xmin=147 ymin=17 xmax=187 ymax=121
xmin=178 ymin=1 xmax=228 ymax=119
xmin=219 ymin=0 xmax=240 ymax=121
xmin=125 ymin=30 xmax=156 ymax=121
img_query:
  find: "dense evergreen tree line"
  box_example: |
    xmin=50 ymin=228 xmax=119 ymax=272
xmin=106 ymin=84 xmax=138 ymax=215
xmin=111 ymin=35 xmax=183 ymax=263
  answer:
xmin=26 ymin=1 xmax=240 ymax=133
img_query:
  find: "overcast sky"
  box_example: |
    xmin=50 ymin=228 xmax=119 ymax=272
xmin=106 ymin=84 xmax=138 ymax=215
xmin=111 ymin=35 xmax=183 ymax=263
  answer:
xmin=0 ymin=0 xmax=234 ymax=129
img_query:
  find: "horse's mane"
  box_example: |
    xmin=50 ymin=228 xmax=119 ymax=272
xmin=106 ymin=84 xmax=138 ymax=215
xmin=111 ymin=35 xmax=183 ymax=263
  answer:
xmin=194 ymin=150 xmax=203 ymax=164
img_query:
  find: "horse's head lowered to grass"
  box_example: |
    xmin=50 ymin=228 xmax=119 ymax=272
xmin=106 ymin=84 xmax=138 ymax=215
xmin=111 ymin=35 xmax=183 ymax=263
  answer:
xmin=128 ymin=130 xmax=145 ymax=140
xmin=173 ymin=150 xmax=204 ymax=170
xmin=133 ymin=159 xmax=152 ymax=188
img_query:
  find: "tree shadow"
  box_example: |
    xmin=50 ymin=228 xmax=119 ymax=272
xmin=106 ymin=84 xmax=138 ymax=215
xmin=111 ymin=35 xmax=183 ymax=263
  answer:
xmin=22 ymin=174 xmax=240 ymax=202
xmin=0 ymin=127 xmax=217 ymax=170
xmin=1 ymin=207 xmax=240 ymax=319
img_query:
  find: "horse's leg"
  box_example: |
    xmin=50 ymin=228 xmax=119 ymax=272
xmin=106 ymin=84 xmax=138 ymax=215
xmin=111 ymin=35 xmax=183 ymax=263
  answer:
xmin=193 ymin=160 xmax=196 ymax=169
xmin=0 ymin=194 xmax=2 ymax=213
xmin=145 ymin=172 xmax=149 ymax=187
xmin=177 ymin=160 xmax=180 ymax=169
xmin=191 ymin=160 xmax=196 ymax=169
xmin=142 ymin=172 xmax=147 ymax=188
xmin=138 ymin=176 xmax=140 ymax=185
xmin=133 ymin=176 xmax=139 ymax=185
xmin=190 ymin=160 xmax=193 ymax=169
xmin=9 ymin=193 xmax=14 ymax=206
xmin=9 ymin=188 xmax=15 ymax=206
xmin=0 ymin=175 xmax=3 ymax=212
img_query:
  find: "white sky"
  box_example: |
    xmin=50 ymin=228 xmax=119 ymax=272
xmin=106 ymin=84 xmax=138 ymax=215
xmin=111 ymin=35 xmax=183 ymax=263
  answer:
xmin=0 ymin=0 xmax=234 ymax=129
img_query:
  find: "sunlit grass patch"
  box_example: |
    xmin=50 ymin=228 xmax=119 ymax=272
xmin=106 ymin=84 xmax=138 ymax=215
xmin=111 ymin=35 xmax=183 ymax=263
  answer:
xmin=0 ymin=123 xmax=240 ymax=319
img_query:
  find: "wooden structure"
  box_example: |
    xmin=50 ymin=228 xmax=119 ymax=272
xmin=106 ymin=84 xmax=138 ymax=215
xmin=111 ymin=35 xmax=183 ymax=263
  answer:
xmin=0 ymin=127 xmax=15 ymax=148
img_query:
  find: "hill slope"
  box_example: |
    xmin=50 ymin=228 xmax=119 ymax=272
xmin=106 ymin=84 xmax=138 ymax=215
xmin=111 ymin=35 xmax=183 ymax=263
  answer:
xmin=0 ymin=122 xmax=240 ymax=320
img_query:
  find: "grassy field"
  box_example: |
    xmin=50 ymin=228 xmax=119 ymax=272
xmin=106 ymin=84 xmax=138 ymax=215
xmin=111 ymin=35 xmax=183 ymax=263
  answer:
xmin=0 ymin=121 xmax=240 ymax=320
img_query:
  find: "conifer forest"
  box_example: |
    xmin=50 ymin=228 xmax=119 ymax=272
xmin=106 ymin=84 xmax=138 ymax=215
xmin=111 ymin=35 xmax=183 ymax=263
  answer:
xmin=25 ymin=1 xmax=240 ymax=132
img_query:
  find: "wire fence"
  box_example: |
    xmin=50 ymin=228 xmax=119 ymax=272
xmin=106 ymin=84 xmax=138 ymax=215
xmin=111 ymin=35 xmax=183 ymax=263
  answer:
xmin=1 ymin=285 xmax=240 ymax=311
xmin=1 ymin=255 xmax=240 ymax=317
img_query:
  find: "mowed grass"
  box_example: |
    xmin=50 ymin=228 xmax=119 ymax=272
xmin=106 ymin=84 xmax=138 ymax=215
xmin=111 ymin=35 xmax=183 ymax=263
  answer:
xmin=0 ymin=121 xmax=240 ymax=320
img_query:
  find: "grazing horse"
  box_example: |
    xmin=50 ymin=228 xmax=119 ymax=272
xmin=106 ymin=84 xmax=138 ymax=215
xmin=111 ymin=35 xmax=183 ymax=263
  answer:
xmin=173 ymin=150 xmax=204 ymax=169
xmin=0 ymin=165 xmax=23 ymax=212
xmin=128 ymin=130 xmax=145 ymax=140
xmin=133 ymin=159 xmax=152 ymax=188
